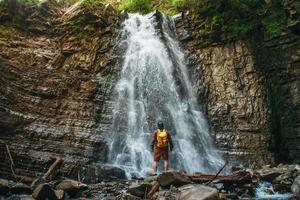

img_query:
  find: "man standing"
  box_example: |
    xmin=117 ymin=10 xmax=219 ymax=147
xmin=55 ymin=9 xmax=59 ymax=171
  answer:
xmin=151 ymin=121 xmax=174 ymax=172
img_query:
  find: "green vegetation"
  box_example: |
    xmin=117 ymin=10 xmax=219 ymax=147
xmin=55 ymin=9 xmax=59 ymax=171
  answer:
xmin=118 ymin=0 xmax=152 ymax=14
xmin=81 ymin=0 xmax=103 ymax=6
xmin=0 ymin=25 xmax=13 ymax=37
xmin=1 ymin=0 xmax=297 ymax=42
xmin=178 ymin=0 xmax=290 ymax=42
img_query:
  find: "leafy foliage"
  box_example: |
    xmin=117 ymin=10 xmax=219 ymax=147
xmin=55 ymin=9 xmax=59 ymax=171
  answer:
xmin=81 ymin=0 xmax=103 ymax=6
xmin=118 ymin=0 xmax=152 ymax=14
xmin=172 ymin=0 xmax=290 ymax=42
xmin=0 ymin=25 xmax=13 ymax=37
xmin=0 ymin=0 xmax=294 ymax=41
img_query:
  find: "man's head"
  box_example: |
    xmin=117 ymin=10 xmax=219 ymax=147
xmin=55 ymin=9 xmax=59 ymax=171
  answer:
xmin=157 ymin=121 xmax=164 ymax=129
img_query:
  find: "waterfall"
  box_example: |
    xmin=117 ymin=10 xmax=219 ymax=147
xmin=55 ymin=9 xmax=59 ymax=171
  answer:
xmin=108 ymin=13 xmax=224 ymax=176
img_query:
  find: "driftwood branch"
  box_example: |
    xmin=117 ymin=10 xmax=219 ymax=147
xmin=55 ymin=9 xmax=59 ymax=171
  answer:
xmin=5 ymin=144 xmax=17 ymax=180
xmin=42 ymin=157 xmax=63 ymax=180
xmin=190 ymin=170 xmax=253 ymax=185
xmin=205 ymin=161 xmax=228 ymax=185
xmin=147 ymin=182 xmax=160 ymax=198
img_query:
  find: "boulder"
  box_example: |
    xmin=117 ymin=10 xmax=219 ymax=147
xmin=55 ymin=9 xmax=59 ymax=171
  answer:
xmin=152 ymin=190 xmax=175 ymax=199
xmin=177 ymin=184 xmax=219 ymax=200
xmin=54 ymin=189 xmax=65 ymax=200
xmin=127 ymin=181 xmax=152 ymax=197
xmin=32 ymin=183 xmax=57 ymax=200
xmin=10 ymin=183 xmax=31 ymax=195
xmin=0 ymin=178 xmax=9 ymax=195
xmin=158 ymin=171 xmax=191 ymax=188
xmin=55 ymin=179 xmax=87 ymax=197
xmin=144 ymin=175 xmax=158 ymax=184
xmin=83 ymin=165 xmax=126 ymax=183
xmin=258 ymin=171 xmax=282 ymax=182
xmin=273 ymin=172 xmax=294 ymax=192
xmin=291 ymin=175 xmax=300 ymax=196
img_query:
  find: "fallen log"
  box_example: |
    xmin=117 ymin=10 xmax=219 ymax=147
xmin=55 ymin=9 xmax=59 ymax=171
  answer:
xmin=42 ymin=157 xmax=63 ymax=180
xmin=190 ymin=170 xmax=253 ymax=184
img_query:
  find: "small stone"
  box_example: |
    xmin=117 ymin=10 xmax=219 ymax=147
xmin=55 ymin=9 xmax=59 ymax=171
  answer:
xmin=54 ymin=189 xmax=65 ymax=200
xmin=170 ymin=185 xmax=178 ymax=192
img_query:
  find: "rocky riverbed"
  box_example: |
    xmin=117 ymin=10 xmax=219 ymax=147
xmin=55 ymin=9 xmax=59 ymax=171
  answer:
xmin=1 ymin=164 xmax=300 ymax=200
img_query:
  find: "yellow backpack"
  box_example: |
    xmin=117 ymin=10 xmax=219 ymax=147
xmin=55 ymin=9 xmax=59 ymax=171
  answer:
xmin=156 ymin=129 xmax=168 ymax=148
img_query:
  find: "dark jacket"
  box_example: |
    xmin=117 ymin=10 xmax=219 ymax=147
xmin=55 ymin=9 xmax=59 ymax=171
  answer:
xmin=151 ymin=129 xmax=174 ymax=151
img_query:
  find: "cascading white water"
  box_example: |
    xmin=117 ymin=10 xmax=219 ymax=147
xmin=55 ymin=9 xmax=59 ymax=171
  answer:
xmin=108 ymin=13 xmax=224 ymax=176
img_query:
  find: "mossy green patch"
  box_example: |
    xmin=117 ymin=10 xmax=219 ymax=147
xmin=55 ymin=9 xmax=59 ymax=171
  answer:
xmin=173 ymin=0 xmax=294 ymax=45
xmin=118 ymin=0 xmax=152 ymax=14
xmin=0 ymin=25 xmax=14 ymax=37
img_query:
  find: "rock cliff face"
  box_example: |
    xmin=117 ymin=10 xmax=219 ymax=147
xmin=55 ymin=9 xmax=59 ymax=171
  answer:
xmin=0 ymin=0 xmax=123 ymax=180
xmin=174 ymin=17 xmax=272 ymax=166
xmin=0 ymin=0 xmax=299 ymax=181
xmin=174 ymin=2 xmax=300 ymax=166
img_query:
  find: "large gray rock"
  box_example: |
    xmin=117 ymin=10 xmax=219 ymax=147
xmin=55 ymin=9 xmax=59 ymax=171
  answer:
xmin=257 ymin=167 xmax=283 ymax=182
xmin=158 ymin=171 xmax=191 ymax=187
xmin=0 ymin=178 xmax=9 ymax=195
xmin=177 ymin=184 xmax=219 ymax=200
xmin=273 ymin=172 xmax=294 ymax=192
xmin=127 ymin=181 xmax=152 ymax=197
xmin=291 ymin=175 xmax=300 ymax=196
xmin=10 ymin=183 xmax=31 ymax=195
xmin=83 ymin=165 xmax=126 ymax=183
xmin=32 ymin=183 xmax=57 ymax=200
xmin=55 ymin=179 xmax=87 ymax=197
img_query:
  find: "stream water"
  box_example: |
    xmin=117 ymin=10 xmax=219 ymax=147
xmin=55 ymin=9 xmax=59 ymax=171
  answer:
xmin=255 ymin=182 xmax=292 ymax=200
xmin=108 ymin=13 xmax=224 ymax=176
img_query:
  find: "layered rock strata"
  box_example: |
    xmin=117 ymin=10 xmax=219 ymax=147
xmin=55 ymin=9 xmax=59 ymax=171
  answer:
xmin=0 ymin=0 xmax=123 ymax=180
xmin=174 ymin=5 xmax=300 ymax=165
